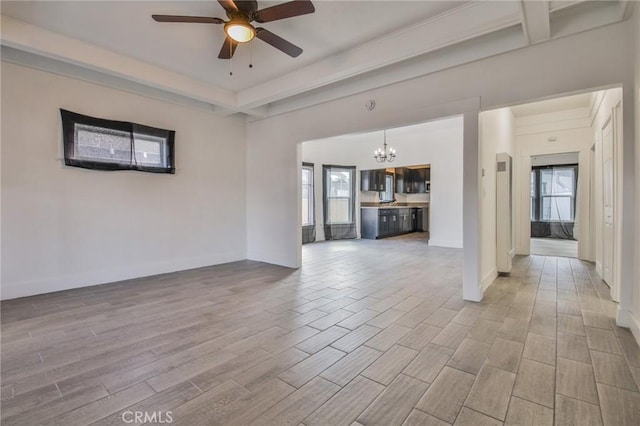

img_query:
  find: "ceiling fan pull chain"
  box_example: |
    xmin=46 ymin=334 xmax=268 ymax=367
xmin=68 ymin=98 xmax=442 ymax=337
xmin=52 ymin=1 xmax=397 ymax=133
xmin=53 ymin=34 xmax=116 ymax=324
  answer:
xmin=249 ymin=41 xmax=253 ymax=69
xmin=229 ymin=46 xmax=233 ymax=76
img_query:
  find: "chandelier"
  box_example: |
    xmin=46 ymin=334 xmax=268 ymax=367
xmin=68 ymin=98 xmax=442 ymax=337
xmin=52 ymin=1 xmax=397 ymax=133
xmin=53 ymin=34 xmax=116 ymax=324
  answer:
xmin=374 ymin=130 xmax=396 ymax=163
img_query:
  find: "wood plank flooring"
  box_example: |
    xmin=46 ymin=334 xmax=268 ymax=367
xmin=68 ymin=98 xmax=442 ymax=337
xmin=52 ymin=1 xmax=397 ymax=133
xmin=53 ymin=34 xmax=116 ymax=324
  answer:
xmin=2 ymin=233 xmax=640 ymax=425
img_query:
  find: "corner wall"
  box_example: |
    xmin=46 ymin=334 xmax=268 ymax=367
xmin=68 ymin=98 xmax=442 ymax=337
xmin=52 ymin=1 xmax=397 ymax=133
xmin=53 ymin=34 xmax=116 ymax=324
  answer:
xmin=1 ymin=62 xmax=247 ymax=300
xmin=479 ymin=108 xmax=515 ymax=291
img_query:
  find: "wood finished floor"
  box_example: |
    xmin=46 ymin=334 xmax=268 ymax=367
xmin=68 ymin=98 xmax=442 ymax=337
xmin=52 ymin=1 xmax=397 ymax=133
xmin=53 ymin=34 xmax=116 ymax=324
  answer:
xmin=2 ymin=233 xmax=640 ymax=425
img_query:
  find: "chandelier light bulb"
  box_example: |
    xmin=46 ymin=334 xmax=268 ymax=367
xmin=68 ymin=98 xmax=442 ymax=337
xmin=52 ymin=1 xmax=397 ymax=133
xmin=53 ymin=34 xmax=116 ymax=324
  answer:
xmin=373 ymin=130 xmax=397 ymax=163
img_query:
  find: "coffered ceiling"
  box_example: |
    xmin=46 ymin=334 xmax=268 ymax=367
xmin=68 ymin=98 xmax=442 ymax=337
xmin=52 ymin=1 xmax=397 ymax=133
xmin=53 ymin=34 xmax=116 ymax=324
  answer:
xmin=0 ymin=1 xmax=633 ymax=119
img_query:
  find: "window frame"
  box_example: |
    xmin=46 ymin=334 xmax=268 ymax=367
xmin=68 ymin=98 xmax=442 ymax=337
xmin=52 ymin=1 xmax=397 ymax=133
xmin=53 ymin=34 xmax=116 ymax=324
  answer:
xmin=379 ymin=173 xmax=395 ymax=202
xmin=323 ymin=165 xmax=356 ymax=225
xmin=302 ymin=163 xmax=315 ymax=226
xmin=61 ymin=109 xmax=175 ymax=174
xmin=530 ymin=164 xmax=578 ymax=222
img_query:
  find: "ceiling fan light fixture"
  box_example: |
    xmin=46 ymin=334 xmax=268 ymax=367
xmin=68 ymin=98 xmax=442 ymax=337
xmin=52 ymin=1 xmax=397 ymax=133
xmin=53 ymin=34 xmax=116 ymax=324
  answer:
xmin=225 ymin=21 xmax=255 ymax=43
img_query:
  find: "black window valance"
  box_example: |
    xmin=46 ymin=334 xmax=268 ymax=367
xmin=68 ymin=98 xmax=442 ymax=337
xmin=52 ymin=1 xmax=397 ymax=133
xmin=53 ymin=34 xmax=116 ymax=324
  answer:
xmin=61 ymin=109 xmax=175 ymax=174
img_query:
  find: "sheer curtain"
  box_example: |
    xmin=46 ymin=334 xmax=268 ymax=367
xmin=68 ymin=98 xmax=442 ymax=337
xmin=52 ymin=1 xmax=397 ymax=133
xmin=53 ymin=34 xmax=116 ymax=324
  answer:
xmin=323 ymin=165 xmax=357 ymax=240
xmin=302 ymin=163 xmax=316 ymax=244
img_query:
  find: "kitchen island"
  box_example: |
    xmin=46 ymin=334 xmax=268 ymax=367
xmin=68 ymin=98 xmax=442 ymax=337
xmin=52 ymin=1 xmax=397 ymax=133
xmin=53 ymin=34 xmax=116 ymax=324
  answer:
xmin=360 ymin=204 xmax=429 ymax=239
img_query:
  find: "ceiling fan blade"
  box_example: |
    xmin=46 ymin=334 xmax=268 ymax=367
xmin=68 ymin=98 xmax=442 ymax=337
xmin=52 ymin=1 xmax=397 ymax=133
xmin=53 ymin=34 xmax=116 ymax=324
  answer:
xmin=152 ymin=15 xmax=224 ymax=24
xmin=235 ymin=1 xmax=258 ymax=15
xmin=218 ymin=37 xmax=238 ymax=59
xmin=255 ymin=28 xmax=302 ymax=57
xmin=254 ymin=0 xmax=315 ymax=23
xmin=218 ymin=0 xmax=238 ymax=12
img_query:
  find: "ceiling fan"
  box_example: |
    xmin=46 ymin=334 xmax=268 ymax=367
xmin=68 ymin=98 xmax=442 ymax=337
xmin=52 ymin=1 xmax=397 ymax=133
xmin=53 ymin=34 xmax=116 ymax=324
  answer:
xmin=152 ymin=0 xmax=315 ymax=59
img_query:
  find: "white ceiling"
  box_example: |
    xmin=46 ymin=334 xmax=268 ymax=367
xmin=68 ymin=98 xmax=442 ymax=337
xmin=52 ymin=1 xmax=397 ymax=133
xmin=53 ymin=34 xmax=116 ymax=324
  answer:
xmin=510 ymin=92 xmax=594 ymax=117
xmin=0 ymin=0 xmax=633 ymax=118
xmin=0 ymin=1 xmax=467 ymax=91
xmin=305 ymin=114 xmax=463 ymax=146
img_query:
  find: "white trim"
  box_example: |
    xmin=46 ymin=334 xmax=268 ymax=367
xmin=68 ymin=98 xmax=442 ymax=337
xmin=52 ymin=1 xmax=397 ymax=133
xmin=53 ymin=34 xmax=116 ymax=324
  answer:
xmin=613 ymin=101 xmax=624 ymax=303
xmin=429 ymin=240 xmax=464 ymax=249
xmin=0 ymin=251 xmax=245 ymax=300
xmin=617 ymin=307 xmax=640 ymax=347
xmin=248 ymin=249 xmax=300 ymax=269
xmin=589 ymin=90 xmax=607 ymax=125
xmin=480 ymin=267 xmax=499 ymax=294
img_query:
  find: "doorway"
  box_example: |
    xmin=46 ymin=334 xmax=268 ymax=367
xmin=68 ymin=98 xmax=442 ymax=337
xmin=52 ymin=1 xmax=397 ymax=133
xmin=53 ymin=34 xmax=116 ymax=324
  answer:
xmin=529 ymin=154 xmax=579 ymax=258
xmin=299 ymin=117 xmax=463 ymax=249
xmin=502 ymin=88 xmax=623 ymax=304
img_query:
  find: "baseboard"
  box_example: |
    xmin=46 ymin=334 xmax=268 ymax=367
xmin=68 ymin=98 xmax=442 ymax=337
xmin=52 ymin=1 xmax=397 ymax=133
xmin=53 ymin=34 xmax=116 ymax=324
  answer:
xmin=247 ymin=248 xmax=299 ymax=269
xmin=617 ymin=307 xmax=640 ymax=347
xmin=480 ymin=267 xmax=498 ymax=295
xmin=429 ymin=239 xmax=463 ymax=249
xmin=1 ymin=250 xmax=245 ymax=300
xmin=595 ymin=261 xmax=603 ymax=277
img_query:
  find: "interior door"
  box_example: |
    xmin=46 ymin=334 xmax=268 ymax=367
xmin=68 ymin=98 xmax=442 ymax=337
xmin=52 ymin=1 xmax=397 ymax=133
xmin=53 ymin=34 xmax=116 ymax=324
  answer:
xmin=602 ymin=117 xmax=615 ymax=294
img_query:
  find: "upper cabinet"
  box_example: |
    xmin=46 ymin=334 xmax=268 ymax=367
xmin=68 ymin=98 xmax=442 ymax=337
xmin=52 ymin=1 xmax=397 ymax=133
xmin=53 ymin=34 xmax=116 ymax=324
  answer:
xmin=361 ymin=169 xmax=386 ymax=191
xmin=395 ymin=167 xmax=430 ymax=194
xmin=361 ymin=165 xmax=430 ymax=193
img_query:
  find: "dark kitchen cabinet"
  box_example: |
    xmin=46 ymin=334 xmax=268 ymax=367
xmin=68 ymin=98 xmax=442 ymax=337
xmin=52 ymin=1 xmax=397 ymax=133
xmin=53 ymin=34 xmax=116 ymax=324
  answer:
xmin=399 ymin=209 xmax=412 ymax=233
xmin=361 ymin=169 xmax=386 ymax=192
xmin=415 ymin=208 xmax=423 ymax=231
xmin=412 ymin=168 xmax=429 ymax=193
xmin=378 ymin=213 xmax=389 ymax=236
xmin=395 ymin=167 xmax=430 ymax=193
xmin=389 ymin=210 xmax=399 ymax=234
xmin=361 ymin=208 xmax=399 ymax=239
xmin=361 ymin=207 xmax=428 ymax=239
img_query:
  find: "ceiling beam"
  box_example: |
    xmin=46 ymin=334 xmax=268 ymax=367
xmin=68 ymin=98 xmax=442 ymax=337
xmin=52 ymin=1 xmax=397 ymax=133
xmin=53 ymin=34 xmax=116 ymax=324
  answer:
xmin=236 ymin=1 xmax=522 ymax=109
xmin=520 ymin=1 xmax=551 ymax=45
xmin=547 ymin=1 xmax=585 ymax=13
xmin=262 ymin=25 xmax=527 ymax=120
xmin=618 ymin=0 xmax=634 ymax=20
xmin=0 ymin=16 xmax=262 ymax=118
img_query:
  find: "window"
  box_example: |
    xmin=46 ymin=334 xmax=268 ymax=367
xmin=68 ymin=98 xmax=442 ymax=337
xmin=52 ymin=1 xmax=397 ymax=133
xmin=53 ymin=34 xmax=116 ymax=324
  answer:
xmin=530 ymin=171 xmax=537 ymax=221
xmin=530 ymin=165 xmax=578 ymax=222
xmin=379 ymin=174 xmax=394 ymax=202
xmin=323 ymin=165 xmax=357 ymax=240
xmin=61 ymin=109 xmax=175 ymax=173
xmin=324 ymin=166 xmax=355 ymax=224
xmin=302 ymin=164 xmax=314 ymax=226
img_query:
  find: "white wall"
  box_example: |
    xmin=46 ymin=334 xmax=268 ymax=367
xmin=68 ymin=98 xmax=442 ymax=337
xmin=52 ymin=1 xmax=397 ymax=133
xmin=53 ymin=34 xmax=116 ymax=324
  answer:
xmin=302 ymin=117 xmax=463 ymax=247
xmin=632 ymin=4 xmax=640 ymax=343
xmin=1 ymin=61 xmax=247 ymax=300
xmin=247 ymin=20 xmax=636 ymax=303
xmin=479 ymin=108 xmax=515 ymax=290
xmin=513 ymin=107 xmax=594 ymax=261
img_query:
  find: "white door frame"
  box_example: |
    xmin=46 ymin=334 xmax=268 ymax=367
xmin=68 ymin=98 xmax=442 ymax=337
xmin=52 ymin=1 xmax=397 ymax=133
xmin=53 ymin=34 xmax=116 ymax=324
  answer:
xmin=601 ymin=114 xmax=616 ymax=298
xmin=613 ymin=101 xmax=624 ymax=303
